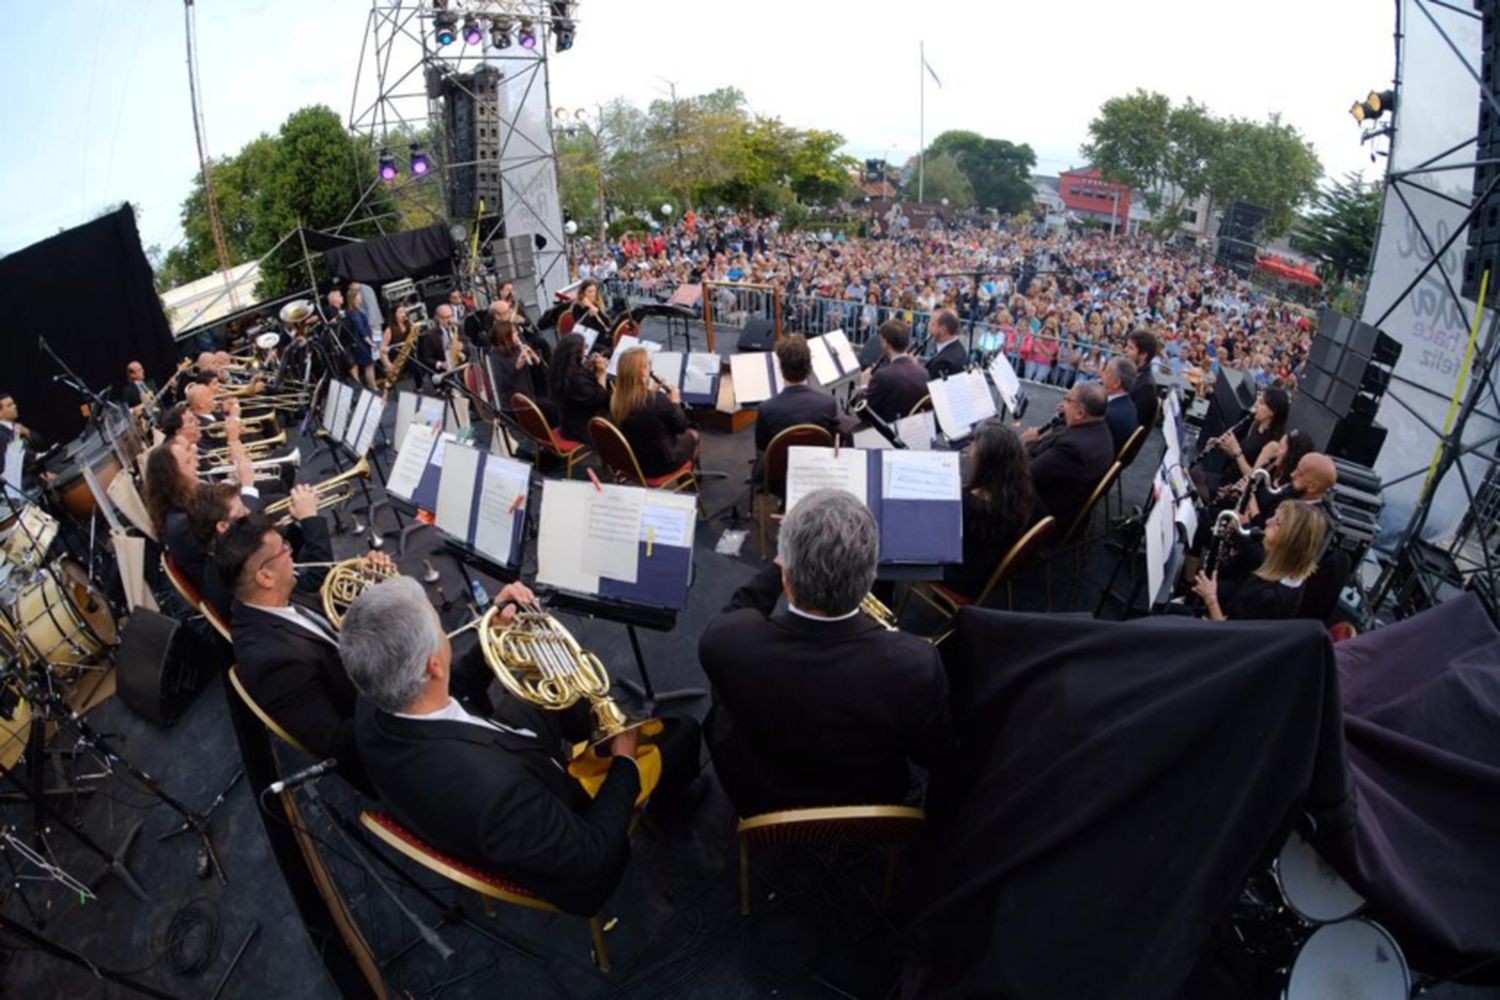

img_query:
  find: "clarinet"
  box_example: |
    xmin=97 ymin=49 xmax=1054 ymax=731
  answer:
xmin=1189 ymin=412 xmax=1252 ymax=470
xmin=851 ymin=398 xmax=907 ymax=449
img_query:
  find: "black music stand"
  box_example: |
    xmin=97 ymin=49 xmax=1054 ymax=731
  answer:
xmin=543 ymin=589 xmax=706 ymax=712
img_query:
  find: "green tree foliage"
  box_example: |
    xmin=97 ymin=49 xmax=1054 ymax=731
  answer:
xmin=906 ymin=152 xmax=975 ymax=210
xmin=925 ymin=130 xmax=1037 ymax=212
xmin=1291 ymin=172 xmax=1382 ymax=282
xmin=1208 ymin=115 xmax=1324 ymax=238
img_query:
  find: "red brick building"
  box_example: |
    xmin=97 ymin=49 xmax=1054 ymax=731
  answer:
xmin=1058 ymin=167 xmax=1131 ymax=232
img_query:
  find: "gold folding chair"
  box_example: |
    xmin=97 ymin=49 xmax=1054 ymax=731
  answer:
xmin=737 ymin=805 xmax=925 ymax=915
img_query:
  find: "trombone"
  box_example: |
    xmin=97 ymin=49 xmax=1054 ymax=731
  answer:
xmin=263 ymin=457 xmax=372 ymax=526
xmin=203 ymin=412 xmax=278 ymax=439
xmin=200 ymin=430 xmax=287 ymax=464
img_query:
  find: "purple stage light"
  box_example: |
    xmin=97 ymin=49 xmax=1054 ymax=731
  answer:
xmin=462 ymin=17 xmax=483 ymax=45
xmin=378 ymin=149 xmax=398 ymax=181
xmin=410 ymin=143 xmax=431 ymax=176
xmin=519 ymin=20 xmax=537 ymax=49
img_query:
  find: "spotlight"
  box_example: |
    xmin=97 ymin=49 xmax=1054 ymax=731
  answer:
xmin=565 ymin=220 xmax=578 ymax=236
xmin=491 ymin=16 xmax=512 ymax=48
xmin=554 ymin=20 xmax=575 ymax=51
xmin=378 ymin=148 xmax=398 ymax=182
xmin=1367 ymin=90 xmax=1396 ymax=116
xmin=433 ymin=12 xmax=456 ymax=46
xmin=410 ymin=142 xmax=431 ymax=176
xmin=518 ymin=19 xmax=537 ymax=49
xmin=1349 ymin=101 xmax=1366 ymax=124
xmin=462 ymin=16 xmax=483 ymax=45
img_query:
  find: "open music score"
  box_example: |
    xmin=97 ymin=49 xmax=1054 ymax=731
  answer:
xmin=786 ymin=446 xmax=962 ymax=564
xmin=652 ymin=351 xmax=721 ymax=406
xmin=727 ymin=351 xmax=783 ymax=405
xmin=345 ymin=389 xmax=386 ymax=457
xmin=385 ymin=420 xmax=455 ymax=512
xmin=393 ymin=391 xmax=447 ymax=452
xmin=434 ymin=441 xmax=530 ymax=569
xmin=328 ymin=381 xmax=356 ymax=443
xmin=537 ymin=479 xmax=696 ymax=610
xmin=929 ymin=371 xmax=997 ymax=441
xmin=607 ymin=334 xmax=663 ymax=376
xmin=987 ymin=351 xmax=1023 ymax=416
xmin=808 ymin=329 xmax=860 ymax=387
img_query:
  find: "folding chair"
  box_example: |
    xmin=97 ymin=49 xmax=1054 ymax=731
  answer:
xmin=1044 ymin=461 xmax=1123 ymax=610
xmin=587 ymin=417 xmax=700 ymax=496
xmin=754 ymin=424 xmax=835 ymax=557
xmin=902 ymin=516 xmax=1057 ymax=622
xmin=511 ymin=392 xmax=592 ymax=479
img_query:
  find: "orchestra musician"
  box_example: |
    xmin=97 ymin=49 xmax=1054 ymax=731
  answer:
xmin=944 ymin=419 xmax=1039 ymax=598
xmin=486 ymin=319 xmax=545 ymax=416
xmin=857 ymin=319 xmax=930 ymax=425
xmin=1124 ymin=329 xmax=1160 ymax=429
xmin=1207 ymin=387 xmax=1289 ymax=488
xmin=347 ymin=284 xmax=380 ymax=392
xmin=0 ymin=391 xmax=52 ymax=490
xmin=570 ymin=279 xmax=609 ymax=336
xmin=550 ymin=333 xmax=610 ymax=443
xmin=317 ymin=288 xmax=358 ymax=380
xmin=340 ymin=576 xmax=703 ymax=916
xmin=380 ymin=304 xmax=415 ymax=378
xmin=122 ymin=361 xmax=157 ymax=411
xmin=1192 ymin=499 xmax=1327 ymax=621
xmin=145 ymin=429 xmax=261 ymax=590
xmin=417 ymin=304 xmax=466 ymax=388
xmin=189 ymin=482 xmax=326 ymax=617
xmin=699 ymin=488 xmax=952 ymax=816
xmin=924 ymin=308 xmax=968 ymax=380
xmin=752 ymin=333 xmax=839 ymax=483
xmin=158 ymin=403 xmax=201 ymax=449
xmin=1018 ymin=382 xmax=1114 ymax=531
xmin=611 ymin=347 xmax=700 ymax=479
xmin=1101 ymin=357 xmax=1140 ymax=452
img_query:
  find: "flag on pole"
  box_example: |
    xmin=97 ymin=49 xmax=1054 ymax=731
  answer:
xmin=923 ymin=55 xmax=943 ymax=89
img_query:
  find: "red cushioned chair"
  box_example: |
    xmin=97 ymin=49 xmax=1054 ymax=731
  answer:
xmin=162 ymin=553 xmax=204 ymax=609
xmin=361 ymin=810 xmax=612 ymax=971
xmin=902 ymin=515 xmax=1057 ymax=623
xmin=587 ymin=416 xmax=700 ymax=495
xmin=511 ymin=392 xmax=592 ymax=479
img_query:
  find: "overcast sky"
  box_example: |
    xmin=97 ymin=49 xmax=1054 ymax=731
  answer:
xmin=0 ymin=0 xmax=1395 ymax=258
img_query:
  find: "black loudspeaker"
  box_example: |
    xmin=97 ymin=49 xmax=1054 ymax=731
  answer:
xmin=1207 ymin=367 xmax=1256 ymax=435
xmin=115 ymin=609 xmax=212 ymax=726
xmin=1329 ymin=420 xmax=1389 ymax=467
xmin=1466 ymin=1 xmax=1500 ymax=304
xmin=1288 ymin=395 xmax=1341 ymax=452
xmin=737 ymin=317 xmax=776 ymax=352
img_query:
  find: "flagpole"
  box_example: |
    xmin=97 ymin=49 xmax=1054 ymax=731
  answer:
xmin=918 ymin=40 xmax=925 ymax=203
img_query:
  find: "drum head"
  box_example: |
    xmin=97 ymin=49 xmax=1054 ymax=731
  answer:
xmin=1275 ymin=831 xmax=1365 ymax=923
xmin=1285 ymin=919 xmax=1408 ymax=1000
xmin=59 ymin=560 xmax=118 ymax=646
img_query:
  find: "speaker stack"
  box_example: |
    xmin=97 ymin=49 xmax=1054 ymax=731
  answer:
xmin=1464 ymin=1 xmax=1500 ymax=304
xmin=1288 ymin=309 xmax=1402 ymax=466
xmin=1215 ymin=201 xmax=1269 ymax=276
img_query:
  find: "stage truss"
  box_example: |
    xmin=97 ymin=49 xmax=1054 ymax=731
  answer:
xmin=346 ymin=0 xmax=572 ymax=305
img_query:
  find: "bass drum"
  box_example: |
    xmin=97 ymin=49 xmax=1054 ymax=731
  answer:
xmin=1284 ymin=918 xmax=1409 ymax=1000
xmin=0 ymin=629 xmax=30 ymax=771
xmin=9 ymin=560 xmax=118 ymax=674
xmin=0 ymin=505 xmax=59 ymax=570
xmin=1274 ymin=830 xmax=1366 ymax=924
xmin=50 ymin=445 xmax=123 ymax=519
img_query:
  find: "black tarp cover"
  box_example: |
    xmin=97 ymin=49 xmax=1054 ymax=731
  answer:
xmin=320 ymin=224 xmax=454 ymax=284
xmin=902 ymin=610 xmax=1349 ymax=999
xmin=1326 ymin=593 xmax=1500 ymax=969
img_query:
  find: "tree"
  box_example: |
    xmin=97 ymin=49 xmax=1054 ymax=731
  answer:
xmin=1292 ymin=172 xmax=1382 ymax=282
xmin=926 ymin=130 xmax=1037 ymax=212
xmin=1081 ymin=91 xmax=1221 ymax=236
xmin=907 ymin=152 xmax=974 ymax=209
xmin=1208 ymin=115 xmax=1323 ymax=238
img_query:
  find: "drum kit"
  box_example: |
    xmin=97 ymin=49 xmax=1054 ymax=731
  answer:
xmin=1230 ymin=829 xmax=1410 ymax=999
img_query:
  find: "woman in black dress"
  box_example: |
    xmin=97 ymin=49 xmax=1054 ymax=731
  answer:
xmin=610 ymin=346 xmax=698 ymax=478
xmin=548 ymin=332 xmax=609 ymax=443
xmin=486 ymin=319 xmax=544 ymax=415
xmin=1193 ymin=499 xmax=1327 ymax=621
xmin=1211 ymin=386 xmax=1289 ymax=484
xmin=944 ymin=419 xmax=1039 ymax=598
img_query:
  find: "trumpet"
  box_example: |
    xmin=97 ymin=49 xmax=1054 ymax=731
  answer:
xmin=860 ymin=593 xmax=899 ymax=631
xmin=264 ymin=456 xmax=371 ymax=526
xmin=204 ymin=447 xmax=301 ymax=484
xmin=232 ymin=392 xmax=312 ymax=413
xmin=203 ymin=412 xmax=278 ymax=439
xmin=200 ymin=430 xmax=288 ymax=464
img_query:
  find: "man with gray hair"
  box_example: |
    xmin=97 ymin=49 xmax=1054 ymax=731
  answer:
xmin=340 ymin=575 xmax=700 ymax=916
xmin=1101 ymin=356 xmax=1140 ymax=452
xmin=698 ymin=488 xmax=951 ymax=816
xmin=1019 ymin=381 xmax=1115 ymax=530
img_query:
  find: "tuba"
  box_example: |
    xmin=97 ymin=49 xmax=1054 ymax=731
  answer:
xmin=319 ymin=556 xmax=397 ymax=628
xmin=263 ymin=457 xmax=371 ymax=526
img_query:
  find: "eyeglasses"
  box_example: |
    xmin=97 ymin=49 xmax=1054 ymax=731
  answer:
xmin=252 ymin=539 xmax=291 ymax=577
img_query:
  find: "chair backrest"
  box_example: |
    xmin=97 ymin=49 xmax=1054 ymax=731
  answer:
xmin=359 ymin=810 xmax=561 ymax=914
xmin=908 ymin=394 xmax=934 ymax=417
xmin=610 ymin=317 xmax=638 ymax=349
xmin=162 ymin=554 xmax=203 ymax=608
xmin=1063 ymin=461 xmax=1123 ymax=545
xmin=511 ymin=392 xmax=559 ymax=450
xmin=202 ymin=602 xmax=232 ymax=644
xmin=975 ymin=515 xmax=1057 ymax=605
xmin=227 ymin=664 xmax=314 ymax=756
xmin=557 ymin=311 xmax=577 ymax=337
xmin=1295 ymin=548 xmax=1352 ymax=623
xmin=588 ymin=416 xmax=648 ymax=486
xmin=762 ymin=424 xmax=834 ymax=495
xmin=739 ymin=805 xmax=926 ymax=851
xmin=1116 ymin=425 xmax=1148 ymax=469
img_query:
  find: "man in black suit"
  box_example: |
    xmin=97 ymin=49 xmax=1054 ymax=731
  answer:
xmin=1101 ymin=357 xmax=1140 ymax=453
xmin=122 ymin=361 xmax=156 ymax=410
xmin=1020 ymin=382 xmax=1115 ymax=530
xmin=191 ymin=482 xmax=325 ymax=617
xmin=0 ymin=392 xmax=49 ymax=491
xmin=340 ymin=575 xmax=701 ymax=916
xmin=1125 ymin=328 xmax=1160 ymax=430
xmin=699 ymin=488 xmax=952 ymax=816
xmin=924 ymin=308 xmax=968 ymax=380
xmin=417 ymin=304 xmax=465 ymax=388
xmin=858 ymin=319 xmax=930 ymax=424
xmin=753 ymin=334 xmax=839 ymax=483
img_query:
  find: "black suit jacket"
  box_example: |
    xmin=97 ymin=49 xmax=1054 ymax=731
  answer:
xmin=620 ymin=394 xmax=693 ymax=479
xmin=231 ymin=598 xmax=368 ymax=792
xmin=165 ymin=490 xmax=266 ymax=596
xmin=1130 ymin=369 xmax=1159 ymax=430
xmin=122 ymin=380 xmax=156 ymax=408
xmin=754 ymin=385 xmax=839 ymax=454
xmin=699 ymin=563 xmax=952 ymax=817
xmin=864 ymin=357 xmax=930 ymax=424
xmin=925 ymin=339 xmax=967 ymax=380
xmin=357 ymin=700 xmax=640 ymax=916
xmin=1105 ymin=393 xmax=1140 ymax=453
xmin=204 ymin=513 xmax=329 ymax=619
xmin=1027 ymin=419 xmax=1115 ymax=531
xmin=559 ymin=370 xmax=610 ymax=443
xmin=417 ymin=325 xmax=462 ymax=378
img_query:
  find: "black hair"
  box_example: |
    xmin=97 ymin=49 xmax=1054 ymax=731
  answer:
xmin=212 ymin=513 xmax=278 ymax=596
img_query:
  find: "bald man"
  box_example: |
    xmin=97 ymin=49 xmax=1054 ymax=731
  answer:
xmin=123 ymin=361 xmax=156 ymax=410
xmin=1248 ymin=451 xmax=1337 ymax=526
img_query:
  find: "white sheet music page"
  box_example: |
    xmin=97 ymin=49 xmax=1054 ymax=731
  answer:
xmin=807 ymin=334 xmax=842 ymax=386
xmin=331 ymin=382 xmax=356 ymax=442
xmin=473 ymin=455 xmax=529 ymax=565
xmin=435 ymin=442 xmax=481 ymax=538
xmin=785 ymin=446 xmax=868 ymax=514
xmin=579 ymin=483 xmax=645 ymax=583
xmin=684 ymin=352 xmax=720 ymax=397
xmin=445 ymin=395 xmax=470 ymax=432
xmin=345 ymin=390 xmax=376 ymax=450
xmin=931 ymin=372 xmax=995 ymax=439
xmin=537 ymin=480 xmax=599 ymax=594
xmin=640 ymin=493 xmax=693 ymax=548
xmin=826 ymin=329 xmax=859 ymax=373
xmin=987 ymin=352 xmax=1022 ymax=413
xmin=387 ymin=422 xmax=439 ymax=500
xmin=653 ymin=351 xmax=685 ymax=389
xmin=321 ymin=381 xmax=342 ymax=435
xmin=882 ymin=450 xmax=960 ymax=501
xmin=728 ymin=352 xmax=780 ymax=404
xmin=353 ymin=395 xmax=385 ymax=457
xmin=853 ymin=427 xmax=893 ymax=450
xmin=895 ymin=411 xmax=936 ymax=450
xmin=607 ymin=335 xmax=647 ymax=377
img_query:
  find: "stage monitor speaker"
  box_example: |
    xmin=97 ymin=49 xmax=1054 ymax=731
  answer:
xmin=1212 ymin=367 xmax=1257 ymax=426
xmin=737 ymin=317 xmax=776 ymax=352
xmin=1288 ymin=394 xmax=1340 ymax=452
xmin=115 ymin=608 xmax=212 ymax=727
xmin=1329 ymin=420 xmax=1388 ymax=467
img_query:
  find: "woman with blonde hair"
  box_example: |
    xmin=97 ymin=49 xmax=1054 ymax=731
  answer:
xmin=610 ymin=347 xmax=699 ymax=478
xmin=1193 ymin=500 xmax=1327 ymax=621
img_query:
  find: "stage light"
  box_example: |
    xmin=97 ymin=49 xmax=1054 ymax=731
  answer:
xmin=565 ymin=220 xmax=579 ymax=235
xmin=1349 ymin=101 xmax=1366 ymax=123
xmin=462 ymin=16 xmax=483 ymax=45
xmin=1367 ymin=90 xmax=1396 ymax=116
xmin=491 ymin=17 xmax=512 ymax=48
xmin=518 ymin=19 xmax=537 ymax=49
xmin=433 ymin=12 xmax=457 ymax=46
xmin=378 ymin=148 xmax=398 ymax=182
xmin=410 ymin=142 xmax=431 ymax=176
xmin=554 ymin=20 xmax=575 ymax=51
xmin=660 ymin=203 xmax=674 ymax=218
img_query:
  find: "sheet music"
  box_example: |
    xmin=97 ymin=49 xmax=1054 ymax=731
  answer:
xmin=882 ymin=451 xmax=960 ymax=502
xmin=321 ymin=381 xmax=341 ymax=434
xmin=429 ymin=432 xmax=452 ymax=469
xmin=808 ymin=331 xmax=859 ymax=386
xmin=435 ymin=442 xmax=482 ymax=539
xmin=3 ymin=439 xmax=23 ymax=491
xmin=895 ymin=411 xmax=936 ymax=450
xmin=728 ymin=352 xmax=781 ymax=404
xmin=394 ymin=392 xmax=444 ymax=452
xmin=580 ymin=484 xmax=644 ymax=583
xmin=577 ymin=325 xmax=600 ymax=354
xmin=684 ymin=352 xmax=719 ymax=397
xmin=537 ymin=480 xmax=599 ymax=594
xmin=652 ymin=351 xmax=685 ymax=389
xmin=640 ymin=500 xmax=691 ymax=548
xmin=1146 ymin=482 xmax=1176 ymax=605
xmin=446 ymin=395 xmax=470 ymax=432
xmin=330 ymin=382 xmax=356 ymax=442
xmin=473 ymin=455 xmax=530 ymax=566
xmin=345 ymin=390 xmax=375 ymax=450
xmin=785 ymin=446 xmax=868 ymax=514
xmin=930 ymin=371 xmax=996 ymax=439
xmin=987 ymin=352 xmax=1022 ymax=413
xmin=352 ymin=395 xmax=385 ymax=457
xmin=387 ymin=422 xmax=439 ymax=500
xmin=607 ymin=335 xmax=662 ymax=377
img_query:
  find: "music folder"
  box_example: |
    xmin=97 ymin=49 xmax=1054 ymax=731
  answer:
xmin=728 ymin=351 xmax=783 ymax=406
xmin=434 ymin=441 xmax=529 ymax=570
xmin=785 ymin=446 xmax=962 ymax=564
xmin=393 ymin=391 xmax=445 ymax=452
xmin=929 ymin=371 xmax=997 ymax=441
xmin=653 ymin=351 xmax=721 ymax=406
xmin=536 ymin=479 xmax=696 ymax=610
xmin=607 ymin=334 xmax=663 ymax=376
xmin=345 ymin=389 xmax=386 ymax=456
xmin=386 ymin=422 xmax=453 ymax=511
xmin=326 ymin=381 xmax=357 ymax=443
xmin=987 ymin=351 xmax=1023 ymax=416
xmin=808 ymin=329 xmax=861 ymax=387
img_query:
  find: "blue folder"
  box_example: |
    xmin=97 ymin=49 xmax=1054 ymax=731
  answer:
xmin=598 ymin=542 xmax=692 ymax=610
xmin=864 ymin=453 xmax=963 ymax=565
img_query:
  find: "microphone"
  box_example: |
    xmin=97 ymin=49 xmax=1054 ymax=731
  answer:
xmin=268 ymin=758 xmax=337 ymax=795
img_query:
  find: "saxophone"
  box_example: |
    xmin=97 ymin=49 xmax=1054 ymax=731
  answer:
xmin=379 ymin=319 xmax=426 ymax=390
